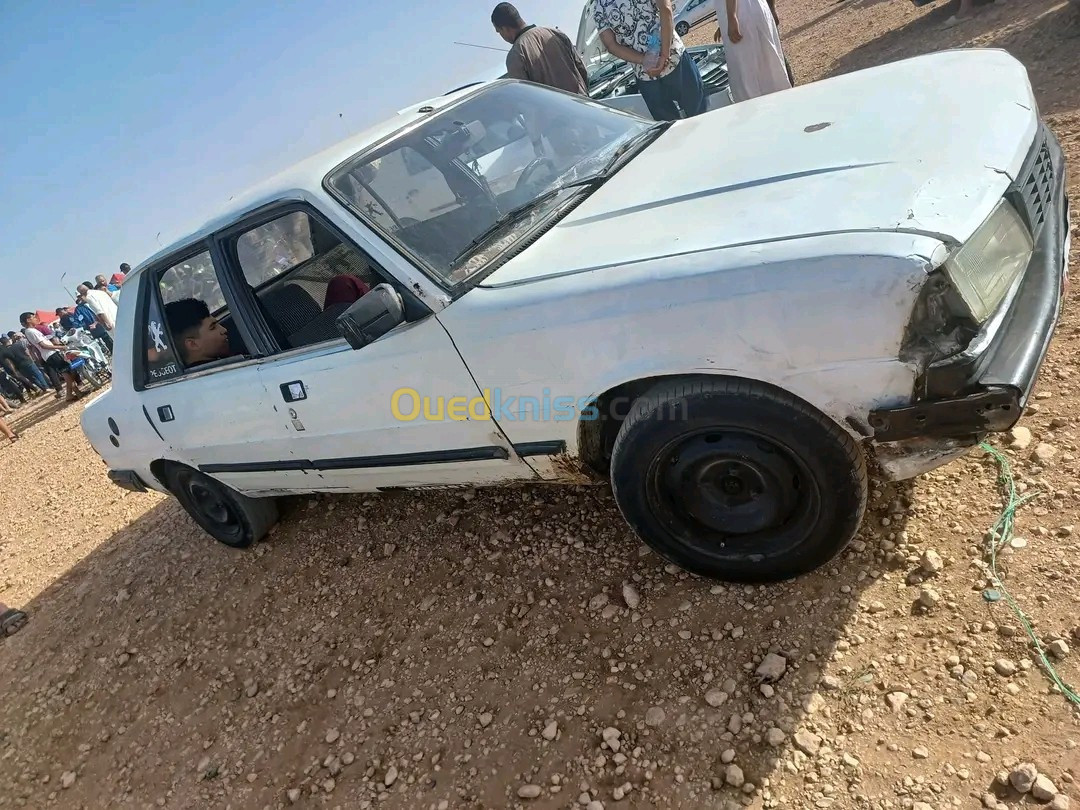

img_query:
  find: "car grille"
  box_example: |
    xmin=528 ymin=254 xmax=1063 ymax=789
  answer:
xmin=1015 ymin=138 xmax=1054 ymax=240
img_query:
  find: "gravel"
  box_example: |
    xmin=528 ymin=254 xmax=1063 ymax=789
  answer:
xmin=1033 ymin=775 xmax=1059 ymax=802
xmin=1011 ymin=763 xmax=1040 ymax=794
xmin=755 ymin=652 xmax=788 ymax=681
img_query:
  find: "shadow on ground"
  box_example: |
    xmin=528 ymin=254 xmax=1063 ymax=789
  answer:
xmin=4 ymin=397 xmax=79 ymax=435
xmin=786 ymin=0 xmax=895 ymax=39
xmin=0 ymin=472 xmax=915 ymax=808
xmin=829 ymin=0 xmax=1079 ymax=114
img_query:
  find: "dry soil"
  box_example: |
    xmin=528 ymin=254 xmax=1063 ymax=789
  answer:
xmin=2 ymin=2 xmax=1080 ymax=808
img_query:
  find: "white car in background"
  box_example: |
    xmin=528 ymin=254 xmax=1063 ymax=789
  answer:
xmin=674 ymin=0 xmax=717 ymax=36
xmin=83 ymin=51 xmax=1069 ymax=583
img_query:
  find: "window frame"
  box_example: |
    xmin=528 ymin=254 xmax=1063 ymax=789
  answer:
xmin=212 ymin=200 xmax=433 ymax=361
xmin=323 ymin=81 xmax=623 ymax=297
xmin=132 ymin=239 xmax=271 ymax=392
xmin=232 ymin=209 xmax=322 ymax=293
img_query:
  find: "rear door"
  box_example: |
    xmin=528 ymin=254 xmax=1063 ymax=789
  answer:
xmin=214 ymin=204 xmax=535 ymax=493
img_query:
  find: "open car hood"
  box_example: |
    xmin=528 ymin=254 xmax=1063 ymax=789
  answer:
xmin=576 ymin=0 xmax=607 ymax=69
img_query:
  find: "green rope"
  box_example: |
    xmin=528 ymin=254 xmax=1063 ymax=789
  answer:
xmin=979 ymin=441 xmax=1080 ymax=707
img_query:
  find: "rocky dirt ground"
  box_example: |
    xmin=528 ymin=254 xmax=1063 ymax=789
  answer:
xmin=3 ymin=1 xmax=1080 ymax=808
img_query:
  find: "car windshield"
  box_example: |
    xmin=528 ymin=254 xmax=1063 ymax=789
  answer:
xmin=325 ymin=82 xmax=652 ymax=286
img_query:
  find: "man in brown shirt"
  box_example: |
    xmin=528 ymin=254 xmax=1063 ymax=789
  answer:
xmin=491 ymin=3 xmax=590 ymax=96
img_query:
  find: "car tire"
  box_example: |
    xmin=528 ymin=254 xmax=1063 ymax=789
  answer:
xmin=609 ymin=377 xmax=867 ymax=582
xmin=166 ymin=465 xmax=279 ymax=548
xmin=675 ymin=20 xmax=690 ymax=36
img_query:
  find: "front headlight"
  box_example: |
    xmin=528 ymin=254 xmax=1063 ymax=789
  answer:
xmin=944 ymin=200 xmax=1033 ymax=323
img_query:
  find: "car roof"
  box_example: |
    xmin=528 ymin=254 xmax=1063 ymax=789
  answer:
xmin=130 ymin=81 xmax=488 ymax=279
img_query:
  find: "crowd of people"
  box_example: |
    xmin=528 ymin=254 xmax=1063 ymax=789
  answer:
xmin=0 ymin=265 xmax=126 ymax=447
xmin=491 ymin=0 xmax=793 ymax=120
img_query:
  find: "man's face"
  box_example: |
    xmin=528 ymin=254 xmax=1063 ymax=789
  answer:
xmin=495 ymin=24 xmax=516 ymax=44
xmin=95 ymin=275 xmax=107 ymax=286
xmin=77 ymin=285 xmax=89 ymax=296
xmin=26 ymin=315 xmax=40 ymax=328
xmin=184 ymin=317 xmax=230 ymax=364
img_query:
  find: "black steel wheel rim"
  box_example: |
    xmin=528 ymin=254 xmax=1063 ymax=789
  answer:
xmin=645 ymin=428 xmax=821 ymax=557
xmin=182 ymin=474 xmax=243 ymax=541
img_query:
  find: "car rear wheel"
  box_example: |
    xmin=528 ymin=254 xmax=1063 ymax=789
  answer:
xmin=675 ymin=20 xmax=690 ymax=36
xmin=166 ymin=465 xmax=278 ymax=548
xmin=609 ymin=378 xmax=867 ymax=582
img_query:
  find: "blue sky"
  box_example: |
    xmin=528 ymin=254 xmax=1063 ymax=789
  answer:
xmin=0 ymin=0 xmax=588 ymax=329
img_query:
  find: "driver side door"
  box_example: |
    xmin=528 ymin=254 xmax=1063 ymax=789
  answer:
xmin=215 ymin=204 xmax=536 ymax=494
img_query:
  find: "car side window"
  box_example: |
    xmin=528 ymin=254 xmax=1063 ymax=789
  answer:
xmin=230 ymin=210 xmax=396 ymax=351
xmin=141 ymin=250 xmax=245 ymax=385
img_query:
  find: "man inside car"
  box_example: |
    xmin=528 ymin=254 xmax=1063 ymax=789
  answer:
xmin=164 ymin=298 xmax=235 ymax=368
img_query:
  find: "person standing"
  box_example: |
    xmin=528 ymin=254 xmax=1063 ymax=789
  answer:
xmin=0 ymin=395 xmax=19 ymax=445
xmin=713 ymin=0 xmax=792 ymax=103
xmin=942 ymin=0 xmax=986 ymax=26
xmin=491 ymin=3 xmax=590 ymax=96
xmin=20 ymin=312 xmax=82 ymax=402
xmin=73 ymin=294 xmax=113 ymax=353
xmin=0 ymin=365 xmax=27 ymax=402
xmin=2 ymin=335 xmax=51 ymax=395
xmin=78 ymin=282 xmax=118 ymax=335
xmin=592 ymin=0 xmax=707 ymax=121
xmin=21 ymin=332 xmax=63 ymax=394
xmin=764 ymin=0 xmax=795 ymax=85
xmin=57 ymin=307 xmax=76 ymax=331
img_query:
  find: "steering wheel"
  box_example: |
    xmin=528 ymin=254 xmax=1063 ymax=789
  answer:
xmin=515 ymin=157 xmax=558 ymax=194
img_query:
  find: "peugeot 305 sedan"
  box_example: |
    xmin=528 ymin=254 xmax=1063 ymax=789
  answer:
xmin=82 ymin=49 xmax=1070 ymax=582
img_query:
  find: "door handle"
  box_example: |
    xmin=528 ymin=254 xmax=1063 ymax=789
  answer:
xmin=280 ymin=381 xmax=307 ymax=402
xmin=157 ymin=405 xmax=175 ymax=422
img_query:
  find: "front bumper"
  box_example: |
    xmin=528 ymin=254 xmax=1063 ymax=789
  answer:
xmin=108 ymin=469 xmax=149 ymax=493
xmin=869 ymin=127 xmax=1070 ymax=444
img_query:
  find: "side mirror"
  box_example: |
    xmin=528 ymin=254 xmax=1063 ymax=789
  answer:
xmin=336 ymin=283 xmax=405 ymax=350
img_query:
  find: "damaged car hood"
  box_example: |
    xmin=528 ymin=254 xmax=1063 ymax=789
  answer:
xmin=481 ymin=49 xmax=1038 ymax=288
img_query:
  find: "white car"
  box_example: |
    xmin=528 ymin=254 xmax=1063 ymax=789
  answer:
xmin=674 ymin=0 xmax=717 ymax=36
xmin=82 ymin=50 xmax=1070 ymax=582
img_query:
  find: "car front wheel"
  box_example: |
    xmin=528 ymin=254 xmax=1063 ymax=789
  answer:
xmin=610 ymin=378 xmax=867 ymax=582
xmin=675 ymin=20 xmax=690 ymax=36
xmin=166 ymin=465 xmax=279 ymax=548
